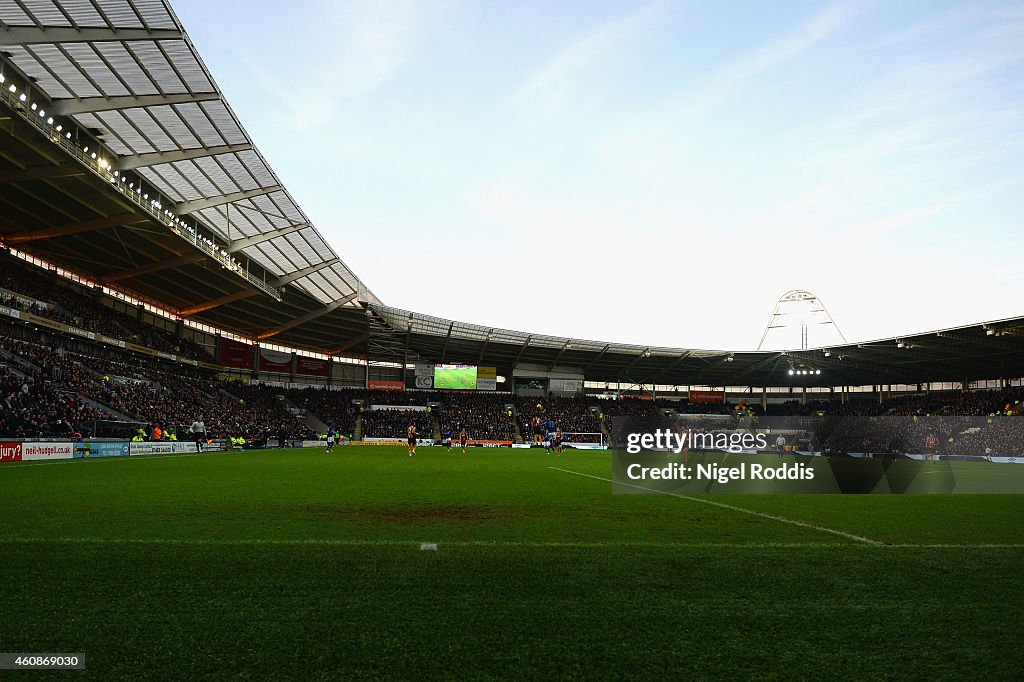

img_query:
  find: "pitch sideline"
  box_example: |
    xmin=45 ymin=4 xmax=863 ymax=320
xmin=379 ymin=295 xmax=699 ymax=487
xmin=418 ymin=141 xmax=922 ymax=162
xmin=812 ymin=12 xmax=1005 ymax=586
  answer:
xmin=548 ymin=466 xmax=885 ymax=545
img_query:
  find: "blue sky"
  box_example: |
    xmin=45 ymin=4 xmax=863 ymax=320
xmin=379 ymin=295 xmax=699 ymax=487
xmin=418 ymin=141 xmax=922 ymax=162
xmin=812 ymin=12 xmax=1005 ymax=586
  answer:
xmin=173 ymin=0 xmax=1024 ymax=350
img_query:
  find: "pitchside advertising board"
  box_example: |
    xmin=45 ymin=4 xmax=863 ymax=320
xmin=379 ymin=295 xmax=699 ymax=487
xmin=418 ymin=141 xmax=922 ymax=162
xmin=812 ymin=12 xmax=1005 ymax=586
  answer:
xmin=129 ymin=442 xmax=200 ymax=456
xmin=0 ymin=442 xmax=23 ymax=461
xmin=0 ymin=440 xmax=220 ymax=462
xmin=23 ymin=442 xmax=74 ymax=460
xmin=74 ymin=442 xmax=130 ymax=458
xmin=0 ymin=442 xmax=77 ymax=461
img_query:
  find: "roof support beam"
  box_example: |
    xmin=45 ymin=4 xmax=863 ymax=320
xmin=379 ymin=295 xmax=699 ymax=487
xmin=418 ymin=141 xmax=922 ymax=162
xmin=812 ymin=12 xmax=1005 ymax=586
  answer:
xmin=549 ymin=339 xmax=573 ymax=370
xmin=99 ymin=252 xmax=204 ymax=284
xmin=331 ymin=332 xmax=369 ymax=355
xmin=478 ymin=329 xmax=493 ymax=364
xmin=402 ymin=322 xmax=412 ymax=384
xmin=274 ymin=259 xmax=339 ymax=287
xmin=620 ymin=348 xmax=651 ymax=375
xmin=50 ymin=92 xmax=220 ymax=117
xmin=0 ymin=163 xmax=85 ymax=183
xmin=440 ymin=322 xmax=455 ymax=362
xmin=4 ymin=213 xmax=145 ymax=243
xmin=723 ymin=352 xmax=784 ymax=385
xmin=178 ymin=289 xmax=260 ymax=316
xmin=691 ymin=354 xmax=738 ymax=387
xmin=583 ymin=344 xmax=611 ymax=373
xmin=227 ymin=223 xmax=308 ymax=253
xmin=114 ymin=143 xmax=251 ymax=171
xmin=935 ymin=331 xmax=1023 ymax=355
xmin=173 ymin=185 xmax=282 ymax=215
xmin=640 ymin=351 xmax=693 ymax=385
xmin=0 ymin=26 xmax=183 ymax=44
xmin=257 ymin=293 xmax=357 ymax=340
xmin=512 ymin=335 xmax=533 ymax=366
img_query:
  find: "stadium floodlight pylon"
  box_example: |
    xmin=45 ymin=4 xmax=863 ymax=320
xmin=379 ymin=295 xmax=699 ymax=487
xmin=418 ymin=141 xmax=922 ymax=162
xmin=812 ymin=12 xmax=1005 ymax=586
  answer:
xmin=758 ymin=290 xmax=846 ymax=351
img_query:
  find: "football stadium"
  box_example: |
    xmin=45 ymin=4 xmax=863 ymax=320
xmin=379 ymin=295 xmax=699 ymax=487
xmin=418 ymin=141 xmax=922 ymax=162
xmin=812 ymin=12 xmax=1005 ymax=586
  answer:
xmin=1 ymin=1 xmax=1023 ymax=679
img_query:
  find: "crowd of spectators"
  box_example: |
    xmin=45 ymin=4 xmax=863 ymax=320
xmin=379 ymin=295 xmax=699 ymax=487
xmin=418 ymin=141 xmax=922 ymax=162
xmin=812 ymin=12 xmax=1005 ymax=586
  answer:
xmin=0 ymin=254 xmax=214 ymax=362
xmin=815 ymin=414 xmax=1024 ymax=457
xmin=437 ymin=392 xmax=516 ymax=441
xmin=0 ymin=335 xmax=309 ymax=441
xmin=0 ymin=361 xmax=103 ymax=439
xmin=596 ymin=398 xmax=670 ymax=445
xmin=516 ymin=396 xmax=604 ymax=443
xmin=773 ymin=387 xmax=1024 ymax=418
xmin=277 ymin=386 xmax=361 ymax=438
xmin=361 ymin=408 xmax=433 ymax=439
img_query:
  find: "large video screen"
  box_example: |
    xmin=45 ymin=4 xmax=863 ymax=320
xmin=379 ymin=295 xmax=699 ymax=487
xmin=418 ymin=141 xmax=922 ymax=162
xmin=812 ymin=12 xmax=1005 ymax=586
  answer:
xmin=434 ymin=364 xmax=478 ymax=390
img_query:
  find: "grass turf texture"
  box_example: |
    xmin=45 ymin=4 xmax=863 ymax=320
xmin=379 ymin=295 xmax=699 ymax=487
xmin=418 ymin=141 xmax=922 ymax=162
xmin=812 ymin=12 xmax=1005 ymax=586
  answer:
xmin=1 ymin=447 xmax=1022 ymax=679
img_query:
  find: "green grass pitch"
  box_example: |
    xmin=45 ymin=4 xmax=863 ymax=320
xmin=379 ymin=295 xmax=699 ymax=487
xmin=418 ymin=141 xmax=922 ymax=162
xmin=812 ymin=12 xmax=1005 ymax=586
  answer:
xmin=1 ymin=447 xmax=1022 ymax=679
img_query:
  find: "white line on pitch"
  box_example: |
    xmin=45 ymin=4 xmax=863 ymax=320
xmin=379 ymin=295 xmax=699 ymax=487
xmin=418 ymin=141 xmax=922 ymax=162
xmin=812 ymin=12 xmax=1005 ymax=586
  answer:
xmin=1 ymin=537 xmax=1022 ymax=549
xmin=548 ymin=466 xmax=885 ymax=546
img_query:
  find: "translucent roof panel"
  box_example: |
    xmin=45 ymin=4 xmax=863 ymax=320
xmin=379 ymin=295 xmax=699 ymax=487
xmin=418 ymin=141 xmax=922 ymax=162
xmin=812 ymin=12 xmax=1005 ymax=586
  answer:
xmin=0 ymin=0 xmax=378 ymax=308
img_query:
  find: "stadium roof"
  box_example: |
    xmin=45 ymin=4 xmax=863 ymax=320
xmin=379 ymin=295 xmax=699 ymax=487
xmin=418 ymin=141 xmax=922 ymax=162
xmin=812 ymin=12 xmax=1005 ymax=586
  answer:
xmin=0 ymin=0 xmax=376 ymax=349
xmin=370 ymin=304 xmax=1024 ymax=389
xmin=2 ymin=1 xmax=1024 ymax=389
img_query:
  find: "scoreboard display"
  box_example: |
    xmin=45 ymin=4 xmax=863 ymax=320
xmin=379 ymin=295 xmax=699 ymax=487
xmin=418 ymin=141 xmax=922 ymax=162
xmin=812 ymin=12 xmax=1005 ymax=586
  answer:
xmin=433 ymin=364 xmax=478 ymax=390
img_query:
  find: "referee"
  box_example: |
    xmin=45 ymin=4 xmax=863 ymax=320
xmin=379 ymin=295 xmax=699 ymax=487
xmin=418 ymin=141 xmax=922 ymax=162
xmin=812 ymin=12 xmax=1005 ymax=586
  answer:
xmin=190 ymin=416 xmax=207 ymax=452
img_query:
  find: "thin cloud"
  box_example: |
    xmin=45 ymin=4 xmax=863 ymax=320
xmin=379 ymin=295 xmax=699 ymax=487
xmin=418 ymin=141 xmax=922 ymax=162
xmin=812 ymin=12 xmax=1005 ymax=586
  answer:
xmin=684 ymin=1 xmax=864 ymax=118
xmin=237 ymin=0 xmax=424 ymax=130
xmin=512 ymin=1 xmax=666 ymax=113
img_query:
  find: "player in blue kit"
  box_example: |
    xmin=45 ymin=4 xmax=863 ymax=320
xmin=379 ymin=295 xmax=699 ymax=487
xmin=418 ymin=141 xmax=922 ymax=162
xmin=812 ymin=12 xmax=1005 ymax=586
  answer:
xmin=545 ymin=417 xmax=557 ymax=454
